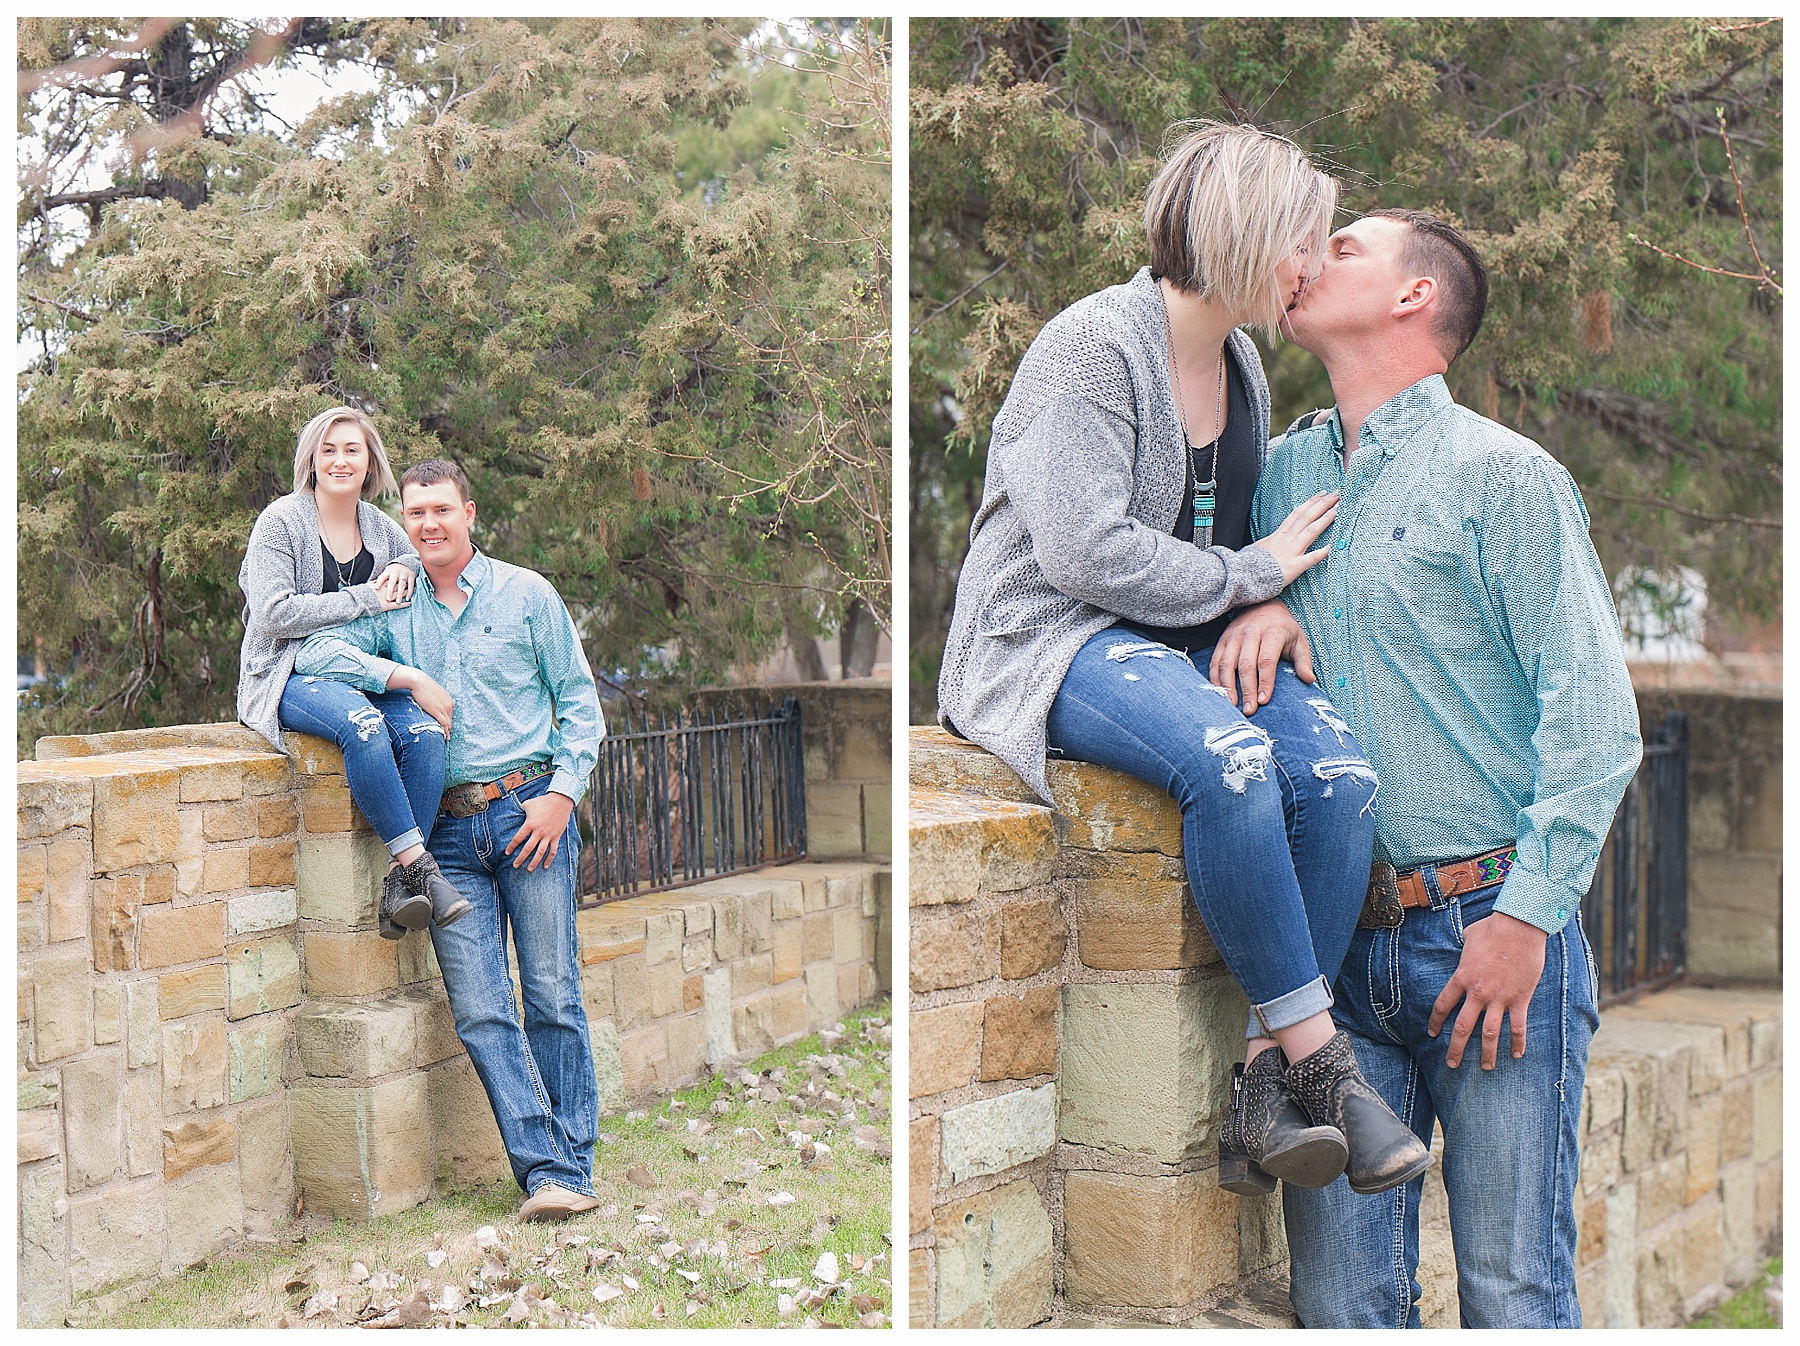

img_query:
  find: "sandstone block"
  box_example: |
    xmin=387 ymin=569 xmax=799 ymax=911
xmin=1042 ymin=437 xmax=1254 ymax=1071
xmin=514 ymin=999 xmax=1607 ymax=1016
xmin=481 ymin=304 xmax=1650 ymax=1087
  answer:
xmin=229 ymin=1020 xmax=284 ymax=1102
xmin=176 ymin=755 xmax=251 ymax=802
xmin=227 ymin=887 xmax=298 ymax=936
xmin=1684 ymin=891 xmax=1779 ymax=982
xmin=1686 ymin=1091 xmax=1723 ymax=1205
xmin=295 ymin=831 xmax=388 ymax=925
xmin=910 ymin=1248 xmax=931 ymax=1330
xmin=1063 ymin=1169 xmax=1238 ymax=1309
xmin=124 ymin=977 xmax=160 ymax=1066
xmin=580 ymin=959 xmax=615 ymax=1024
xmin=162 ymin=1114 xmax=236 ymax=1180
xmin=999 ymin=898 xmax=1067 ymax=979
xmin=92 ymin=763 xmax=180 ymax=871
xmin=912 ymin=1001 xmax=984 ymax=1099
xmin=667 ymin=1011 xmax=706 ymax=1082
xmin=138 ymin=899 xmax=224 ymax=969
xmin=591 ymin=1019 xmax=626 ymax=1113
xmin=1720 ymin=1079 xmax=1753 ymax=1163
xmin=161 ymin=1018 xmax=228 ymax=1113
xmin=648 ymin=961 xmax=685 ymax=1018
xmin=832 ymin=906 xmax=863 ymax=963
xmin=405 ymin=988 xmax=463 ymax=1067
xmin=20 ymin=1107 xmax=61 ymax=1163
xmin=771 ymin=920 xmax=804 ymax=983
xmin=938 ymin=1083 xmax=1056 ymax=1185
xmin=289 ymin=1074 xmax=434 ymax=1219
xmin=912 ymin=904 xmax=998 ymax=993
xmin=31 ymin=947 xmax=90 ymax=1062
xmin=1675 ymin=1200 xmax=1722 ymax=1311
xmin=1578 ymin=1191 xmax=1607 ymax=1268
xmin=621 ymin=1023 xmax=671 ymax=1097
xmin=93 ymin=984 xmax=121 ymax=1044
xmin=237 ymin=1094 xmax=294 ymax=1236
xmin=62 ymin=1052 xmax=123 ymax=1191
xmin=578 ymin=906 xmax=647 ymax=963
xmin=644 ymin=909 xmax=683 ymax=966
xmin=303 ymin=929 xmax=400 ymax=997
xmin=1587 ymin=1066 xmax=1625 ymax=1135
xmin=19 ymin=841 xmax=46 ymax=902
xmin=249 ymin=840 xmax=297 ymax=888
xmin=202 ymin=803 xmax=256 ymax=843
xmin=67 ymin=1184 xmax=162 ymax=1298
xmin=610 ymin=956 xmax=648 ymax=1031
xmin=803 ymin=961 xmax=840 ymax=1025
xmin=297 ymin=999 xmax=418 ymax=1079
xmin=301 ymin=780 xmax=358 ymax=832
xmin=802 ymin=910 xmax=834 ymax=963
xmin=226 ymin=935 xmax=302 ymax=1020
xmin=124 ymin=1065 xmax=162 ymax=1177
xmin=46 ymin=835 xmax=92 ymax=943
xmin=1748 ymin=1010 xmax=1780 ymax=1071
xmin=202 ymin=845 xmax=252 ymax=899
xmin=863 ymin=780 xmax=893 ymax=854
xmin=429 ymin=1055 xmax=509 ymax=1190
xmin=1060 ymin=978 xmax=1243 ymax=1162
xmin=91 ymin=874 xmax=140 ymax=973
xmin=1237 ymin=1184 xmax=1288 ymax=1277
xmin=740 ymin=886 xmax=773 ymax=954
xmin=142 ymin=866 xmax=174 ymax=905
xmin=1636 ymin=1154 xmax=1688 ymax=1231
xmin=164 ymin=1165 xmax=243 ymax=1270
xmin=910 ymin=1114 xmax=938 ymax=1235
xmin=1073 ymin=877 xmax=1218 ymax=971
xmin=18 ymin=771 xmax=93 ymax=838
xmin=257 ymin=795 xmax=299 ymax=838
xmin=932 ymin=1179 xmax=1052 ymax=1328
xmin=396 ymin=925 xmax=439 ymax=984
xmin=1751 ymin=1069 xmax=1781 ymax=1164
xmin=980 ymin=986 xmax=1058 ymax=1082
xmin=1046 ymin=757 xmax=1184 ymax=855
xmin=1753 ymin=1158 xmax=1780 ymax=1244
xmin=909 ymin=788 xmax=1056 ymax=906
xmin=710 ymin=891 xmax=745 ymax=960
xmin=1604 ymin=1183 xmax=1639 ymax=1328
xmin=769 ymin=979 xmax=809 ymax=1041
xmin=703 ymin=966 xmax=735 ymax=1067
xmin=732 ymin=952 xmax=773 ymax=999
xmin=805 ymin=780 xmax=865 ymax=856
xmin=767 ymin=877 xmax=808 ymax=921
xmin=837 ymin=960 xmax=863 ymax=1015
xmin=19 ymin=1160 xmax=69 ymax=1326
xmin=174 ymin=808 xmax=205 ymax=899
xmin=157 ymin=965 xmax=226 ymax=1019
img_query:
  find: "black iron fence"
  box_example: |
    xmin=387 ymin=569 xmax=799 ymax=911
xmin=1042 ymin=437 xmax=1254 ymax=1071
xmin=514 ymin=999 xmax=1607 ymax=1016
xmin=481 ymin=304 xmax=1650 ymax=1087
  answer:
xmin=579 ymin=698 xmax=807 ymax=906
xmin=1581 ymin=711 xmax=1689 ymax=1007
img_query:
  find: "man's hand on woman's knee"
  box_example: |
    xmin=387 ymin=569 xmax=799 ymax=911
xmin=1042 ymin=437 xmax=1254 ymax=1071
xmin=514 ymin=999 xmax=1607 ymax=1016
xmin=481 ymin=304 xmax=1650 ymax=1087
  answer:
xmin=1210 ymin=599 xmax=1315 ymax=713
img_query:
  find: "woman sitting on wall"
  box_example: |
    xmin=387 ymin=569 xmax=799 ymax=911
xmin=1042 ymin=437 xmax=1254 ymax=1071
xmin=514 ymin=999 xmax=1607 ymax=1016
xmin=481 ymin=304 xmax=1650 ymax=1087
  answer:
xmin=236 ymin=406 xmax=471 ymax=938
xmin=936 ymin=121 xmax=1430 ymax=1197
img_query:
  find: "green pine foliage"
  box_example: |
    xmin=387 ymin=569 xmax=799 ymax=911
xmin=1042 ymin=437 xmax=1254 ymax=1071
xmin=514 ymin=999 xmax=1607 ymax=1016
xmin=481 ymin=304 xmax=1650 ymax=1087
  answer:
xmin=911 ymin=18 xmax=1780 ymax=721
xmin=19 ymin=18 xmax=890 ymax=737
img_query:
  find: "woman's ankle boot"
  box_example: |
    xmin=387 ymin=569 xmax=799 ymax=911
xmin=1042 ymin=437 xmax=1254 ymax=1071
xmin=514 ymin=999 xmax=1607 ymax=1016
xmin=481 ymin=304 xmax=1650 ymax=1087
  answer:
xmin=1284 ymin=1030 xmax=1432 ymax=1195
xmin=1218 ymin=1046 xmax=1349 ymax=1194
xmin=411 ymin=853 xmax=473 ymax=928
xmin=379 ymin=865 xmax=432 ymax=940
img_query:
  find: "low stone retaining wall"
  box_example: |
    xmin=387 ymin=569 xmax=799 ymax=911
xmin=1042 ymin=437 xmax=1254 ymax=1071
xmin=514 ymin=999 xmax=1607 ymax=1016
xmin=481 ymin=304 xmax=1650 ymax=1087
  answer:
xmin=906 ymin=725 xmax=1780 ymax=1328
xmin=19 ymin=705 xmax=890 ymax=1327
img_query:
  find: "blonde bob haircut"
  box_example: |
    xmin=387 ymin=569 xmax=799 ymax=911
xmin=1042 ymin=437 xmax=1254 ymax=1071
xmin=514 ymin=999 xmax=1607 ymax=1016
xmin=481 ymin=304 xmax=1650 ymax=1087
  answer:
xmin=291 ymin=406 xmax=399 ymax=501
xmin=1144 ymin=120 xmax=1338 ymax=339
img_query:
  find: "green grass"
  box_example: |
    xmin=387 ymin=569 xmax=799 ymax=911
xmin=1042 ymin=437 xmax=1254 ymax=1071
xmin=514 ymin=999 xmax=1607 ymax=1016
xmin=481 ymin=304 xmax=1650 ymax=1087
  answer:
xmin=95 ymin=1001 xmax=894 ymax=1329
xmin=1689 ymin=1256 xmax=1781 ymax=1329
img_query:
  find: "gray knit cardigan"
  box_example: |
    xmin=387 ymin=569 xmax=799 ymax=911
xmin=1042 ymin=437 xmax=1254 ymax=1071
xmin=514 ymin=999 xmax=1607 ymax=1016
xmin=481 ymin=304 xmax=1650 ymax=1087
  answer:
xmin=236 ymin=491 xmax=420 ymax=753
xmin=936 ymin=267 xmax=1288 ymax=805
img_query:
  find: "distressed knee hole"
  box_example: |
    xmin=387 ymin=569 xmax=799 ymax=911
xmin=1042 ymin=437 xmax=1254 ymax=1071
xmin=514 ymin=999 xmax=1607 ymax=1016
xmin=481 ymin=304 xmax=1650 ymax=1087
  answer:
xmin=1306 ymin=697 xmax=1352 ymax=745
xmin=346 ymin=706 xmax=386 ymax=743
xmin=1203 ymin=722 xmax=1273 ymax=793
xmin=1313 ymin=757 xmax=1379 ymax=815
xmin=408 ymin=719 xmax=445 ymax=738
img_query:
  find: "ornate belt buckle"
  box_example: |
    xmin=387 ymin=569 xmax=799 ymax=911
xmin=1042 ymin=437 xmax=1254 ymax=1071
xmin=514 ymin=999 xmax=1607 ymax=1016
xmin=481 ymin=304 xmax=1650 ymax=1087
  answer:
xmin=1361 ymin=860 xmax=1405 ymax=930
xmin=442 ymin=784 xmax=489 ymax=819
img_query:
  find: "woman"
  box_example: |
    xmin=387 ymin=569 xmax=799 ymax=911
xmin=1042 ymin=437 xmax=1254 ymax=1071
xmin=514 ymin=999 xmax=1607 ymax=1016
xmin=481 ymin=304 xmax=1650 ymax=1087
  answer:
xmin=937 ymin=122 xmax=1430 ymax=1197
xmin=236 ymin=406 xmax=471 ymax=937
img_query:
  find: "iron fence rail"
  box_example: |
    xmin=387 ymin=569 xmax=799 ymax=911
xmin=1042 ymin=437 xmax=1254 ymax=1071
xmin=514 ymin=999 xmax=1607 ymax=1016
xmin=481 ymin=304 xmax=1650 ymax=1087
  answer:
xmin=579 ymin=697 xmax=806 ymax=906
xmin=1581 ymin=711 xmax=1689 ymax=1007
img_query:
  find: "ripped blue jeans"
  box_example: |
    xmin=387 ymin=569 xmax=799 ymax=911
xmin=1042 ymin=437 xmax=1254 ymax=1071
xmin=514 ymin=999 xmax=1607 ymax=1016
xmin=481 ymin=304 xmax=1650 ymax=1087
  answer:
xmin=279 ymin=674 xmax=446 ymax=857
xmin=1046 ymin=628 xmax=1378 ymax=1037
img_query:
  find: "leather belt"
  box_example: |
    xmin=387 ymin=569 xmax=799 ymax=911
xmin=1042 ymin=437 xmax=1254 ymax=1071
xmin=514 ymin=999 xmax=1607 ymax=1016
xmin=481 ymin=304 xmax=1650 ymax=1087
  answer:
xmin=1360 ymin=845 xmax=1517 ymax=929
xmin=440 ymin=762 xmax=553 ymax=818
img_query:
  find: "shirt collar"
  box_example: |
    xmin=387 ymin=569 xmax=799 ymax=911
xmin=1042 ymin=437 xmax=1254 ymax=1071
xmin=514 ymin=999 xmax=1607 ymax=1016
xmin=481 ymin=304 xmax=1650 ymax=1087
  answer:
xmin=1346 ymin=373 xmax=1454 ymax=458
xmin=424 ymin=545 xmax=489 ymax=600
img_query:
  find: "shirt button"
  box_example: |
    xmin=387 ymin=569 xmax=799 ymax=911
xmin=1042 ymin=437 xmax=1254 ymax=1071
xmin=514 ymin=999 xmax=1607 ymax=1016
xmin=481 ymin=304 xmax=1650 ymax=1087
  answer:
xmin=1557 ymin=908 xmax=1568 ymax=920
xmin=1335 ymin=609 xmax=1343 ymax=619
xmin=1336 ymin=677 xmax=1346 ymax=688
xmin=1337 ymin=540 xmax=1348 ymax=550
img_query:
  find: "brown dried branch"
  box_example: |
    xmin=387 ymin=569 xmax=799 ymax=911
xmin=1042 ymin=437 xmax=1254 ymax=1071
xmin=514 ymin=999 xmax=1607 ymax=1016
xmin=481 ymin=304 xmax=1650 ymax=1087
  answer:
xmin=1626 ymin=109 xmax=1780 ymax=296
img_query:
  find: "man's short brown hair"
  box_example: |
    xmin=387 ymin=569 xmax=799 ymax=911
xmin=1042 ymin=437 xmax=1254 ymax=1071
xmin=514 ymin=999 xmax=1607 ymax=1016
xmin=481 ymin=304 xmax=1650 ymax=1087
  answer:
xmin=399 ymin=457 xmax=471 ymax=504
xmin=1365 ymin=208 xmax=1488 ymax=363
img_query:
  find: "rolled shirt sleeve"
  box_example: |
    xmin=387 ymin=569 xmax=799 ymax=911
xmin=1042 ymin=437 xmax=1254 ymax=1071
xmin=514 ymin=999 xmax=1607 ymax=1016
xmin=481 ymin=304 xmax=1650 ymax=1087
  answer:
xmin=1479 ymin=453 xmax=1643 ymax=933
xmin=292 ymin=614 xmax=400 ymax=696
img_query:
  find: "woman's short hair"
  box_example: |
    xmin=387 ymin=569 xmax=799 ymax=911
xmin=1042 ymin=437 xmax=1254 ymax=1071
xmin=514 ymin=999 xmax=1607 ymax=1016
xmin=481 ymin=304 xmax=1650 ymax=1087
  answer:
xmin=291 ymin=406 xmax=399 ymax=500
xmin=1144 ymin=120 xmax=1339 ymax=337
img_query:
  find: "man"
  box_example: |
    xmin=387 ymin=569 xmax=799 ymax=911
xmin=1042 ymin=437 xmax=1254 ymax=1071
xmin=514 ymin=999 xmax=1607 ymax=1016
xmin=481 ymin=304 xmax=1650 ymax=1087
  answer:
xmin=294 ymin=459 xmax=606 ymax=1223
xmin=1210 ymin=210 xmax=1642 ymax=1327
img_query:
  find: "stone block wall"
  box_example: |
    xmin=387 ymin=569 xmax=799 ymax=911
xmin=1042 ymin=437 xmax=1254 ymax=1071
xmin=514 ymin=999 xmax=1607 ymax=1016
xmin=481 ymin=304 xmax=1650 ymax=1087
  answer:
xmin=907 ymin=725 xmax=1782 ymax=1328
xmin=694 ymin=679 xmax=892 ymax=858
xmin=1634 ymin=688 xmax=1779 ymax=982
xmin=21 ymin=692 xmax=890 ymax=1327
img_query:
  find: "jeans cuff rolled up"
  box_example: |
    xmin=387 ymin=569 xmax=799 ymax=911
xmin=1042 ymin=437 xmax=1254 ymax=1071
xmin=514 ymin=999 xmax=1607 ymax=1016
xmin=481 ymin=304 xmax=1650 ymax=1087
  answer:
xmin=1246 ymin=973 xmax=1335 ymax=1039
xmin=385 ymin=826 xmax=424 ymax=858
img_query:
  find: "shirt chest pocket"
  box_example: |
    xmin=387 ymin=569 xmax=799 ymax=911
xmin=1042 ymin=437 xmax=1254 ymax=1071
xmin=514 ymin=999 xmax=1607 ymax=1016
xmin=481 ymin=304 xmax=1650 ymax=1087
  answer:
xmin=1366 ymin=524 xmax=1488 ymax=651
xmin=469 ymin=620 xmax=539 ymax=690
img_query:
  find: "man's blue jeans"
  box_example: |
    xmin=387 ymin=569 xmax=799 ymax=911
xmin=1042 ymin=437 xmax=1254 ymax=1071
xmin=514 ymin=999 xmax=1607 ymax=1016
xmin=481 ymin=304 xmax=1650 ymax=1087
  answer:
xmin=426 ymin=772 xmax=598 ymax=1198
xmin=278 ymin=675 xmax=444 ymax=857
xmin=1046 ymin=629 xmax=1378 ymax=1037
xmin=1282 ymin=879 xmax=1600 ymax=1327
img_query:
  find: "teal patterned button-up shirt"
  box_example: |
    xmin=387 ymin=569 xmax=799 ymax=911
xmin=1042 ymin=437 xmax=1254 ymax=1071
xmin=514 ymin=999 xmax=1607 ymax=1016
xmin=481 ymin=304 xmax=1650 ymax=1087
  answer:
xmin=293 ymin=548 xmax=604 ymax=803
xmin=1252 ymin=374 xmax=1642 ymax=935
